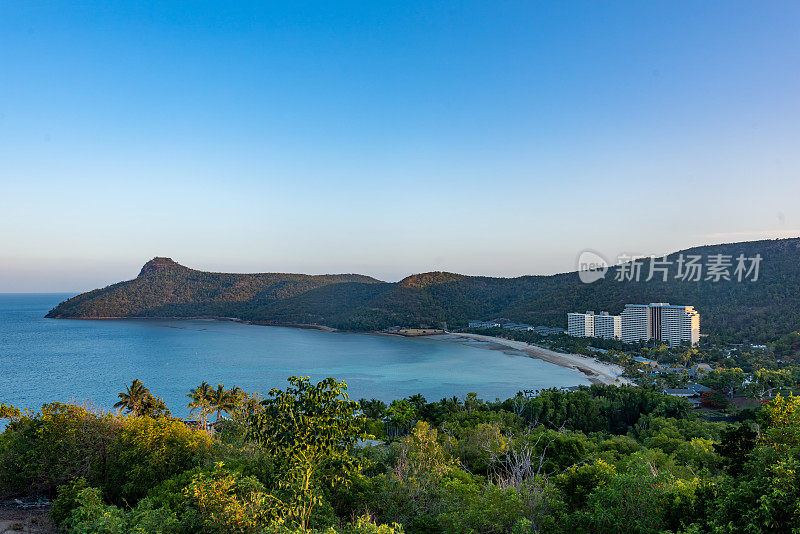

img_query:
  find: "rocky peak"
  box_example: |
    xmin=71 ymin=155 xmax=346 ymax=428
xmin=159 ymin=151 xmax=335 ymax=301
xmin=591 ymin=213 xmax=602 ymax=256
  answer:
xmin=138 ymin=257 xmax=181 ymax=277
xmin=399 ymin=271 xmax=467 ymax=289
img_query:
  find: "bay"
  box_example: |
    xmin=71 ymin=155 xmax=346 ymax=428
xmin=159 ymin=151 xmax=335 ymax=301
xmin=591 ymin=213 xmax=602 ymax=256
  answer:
xmin=0 ymin=293 xmax=589 ymax=417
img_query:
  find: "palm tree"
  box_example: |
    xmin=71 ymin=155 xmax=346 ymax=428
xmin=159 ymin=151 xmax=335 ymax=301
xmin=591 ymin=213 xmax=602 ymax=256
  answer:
xmin=114 ymin=379 xmax=151 ymax=415
xmin=209 ymin=383 xmax=237 ymax=422
xmin=187 ymin=381 xmax=213 ymax=427
xmin=227 ymin=385 xmax=245 ymax=416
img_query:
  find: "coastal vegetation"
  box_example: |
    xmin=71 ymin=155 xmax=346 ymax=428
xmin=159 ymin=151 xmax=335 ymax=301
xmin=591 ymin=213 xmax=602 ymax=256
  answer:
xmin=46 ymin=238 xmax=800 ymax=344
xmin=2 ymin=376 xmax=800 ymax=533
xmin=464 ymin=324 xmax=800 ymax=396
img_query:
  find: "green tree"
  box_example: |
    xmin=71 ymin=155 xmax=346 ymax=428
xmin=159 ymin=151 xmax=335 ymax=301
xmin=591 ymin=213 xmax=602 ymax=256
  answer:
xmin=184 ymin=463 xmax=275 ymax=533
xmin=715 ymin=424 xmax=757 ymax=476
xmin=703 ymin=368 xmax=745 ymax=399
xmin=209 ymin=383 xmax=238 ymax=422
xmin=0 ymin=403 xmax=120 ymax=497
xmin=105 ymin=415 xmax=213 ymax=505
xmin=745 ymin=368 xmax=792 ymax=400
xmin=228 ymin=385 xmax=243 ymax=405
xmin=0 ymin=403 xmax=22 ymax=420
xmin=678 ymin=347 xmax=699 ymax=368
xmin=711 ymin=395 xmax=800 ymax=532
xmin=113 ymin=380 xmax=170 ymax=418
xmin=114 ymin=379 xmax=151 ymax=416
xmin=138 ymin=395 xmax=172 ymax=419
xmin=555 ymin=458 xmax=616 ymax=511
xmin=577 ymin=454 xmax=693 ymax=533
xmin=247 ymin=376 xmax=368 ymax=529
xmin=187 ymin=381 xmax=214 ymax=428
xmin=359 ymin=398 xmax=387 ymax=419
xmin=386 ymin=400 xmax=417 ymax=436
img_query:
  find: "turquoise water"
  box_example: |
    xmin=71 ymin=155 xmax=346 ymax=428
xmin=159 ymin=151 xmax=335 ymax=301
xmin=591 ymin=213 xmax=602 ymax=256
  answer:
xmin=0 ymin=294 xmax=589 ymax=417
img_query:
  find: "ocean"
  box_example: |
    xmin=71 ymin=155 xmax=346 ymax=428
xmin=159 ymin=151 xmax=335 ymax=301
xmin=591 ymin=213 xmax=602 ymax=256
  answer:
xmin=0 ymin=293 xmax=589 ymax=417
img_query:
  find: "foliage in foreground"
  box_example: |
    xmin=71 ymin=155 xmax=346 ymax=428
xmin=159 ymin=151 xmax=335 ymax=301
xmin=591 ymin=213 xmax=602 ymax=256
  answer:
xmin=3 ymin=379 xmax=800 ymax=533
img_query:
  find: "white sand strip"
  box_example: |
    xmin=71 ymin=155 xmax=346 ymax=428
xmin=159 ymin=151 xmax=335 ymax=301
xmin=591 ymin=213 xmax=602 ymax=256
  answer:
xmin=436 ymin=333 xmax=630 ymax=386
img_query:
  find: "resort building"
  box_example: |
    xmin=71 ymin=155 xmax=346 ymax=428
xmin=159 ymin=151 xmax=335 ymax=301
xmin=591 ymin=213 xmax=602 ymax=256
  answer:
xmin=621 ymin=303 xmax=700 ymax=347
xmin=594 ymin=312 xmax=622 ymax=340
xmin=569 ymin=303 xmax=700 ymax=347
xmin=567 ymin=311 xmax=595 ymax=337
xmin=567 ymin=311 xmax=620 ymax=339
xmin=468 ymin=320 xmax=502 ymax=328
xmin=621 ymin=304 xmax=652 ymax=343
xmin=533 ymin=326 xmax=566 ymax=336
xmin=502 ymin=322 xmax=534 ymax=331
xmin=659 ymin=304 xmax=701 ymax=347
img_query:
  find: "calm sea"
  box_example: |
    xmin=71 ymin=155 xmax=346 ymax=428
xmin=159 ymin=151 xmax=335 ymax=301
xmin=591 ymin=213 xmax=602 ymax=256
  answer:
xmin=0 ymin=294 xmax=588 ymax=417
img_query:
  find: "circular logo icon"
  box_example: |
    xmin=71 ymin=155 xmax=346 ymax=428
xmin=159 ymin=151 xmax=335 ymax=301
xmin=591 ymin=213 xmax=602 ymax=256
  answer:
xmin=576 ymin=250 xmax=609 ymax=284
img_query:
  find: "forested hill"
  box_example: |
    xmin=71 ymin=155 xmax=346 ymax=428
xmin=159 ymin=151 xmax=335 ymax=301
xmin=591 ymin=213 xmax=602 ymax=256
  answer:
xmin=48 ymin=238 xmax=800 ymax=342
xmin=45 ymin=257 xmax=385 ymax=320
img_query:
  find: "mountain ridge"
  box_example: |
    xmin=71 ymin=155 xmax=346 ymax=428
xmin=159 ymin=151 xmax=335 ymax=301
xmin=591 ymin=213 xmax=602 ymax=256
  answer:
xmin=47 ymin=237 xmax=800 ymax=343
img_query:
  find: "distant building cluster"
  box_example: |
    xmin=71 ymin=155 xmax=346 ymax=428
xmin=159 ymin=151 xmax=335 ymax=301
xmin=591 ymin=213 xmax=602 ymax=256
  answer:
xmin=633 ymin=357 xmax=712 ymax=377
xmin=662 ymin=382 xmax=712 ymax=408
xmin=567 ymin=303 xmax=700 ymax=347
xmin=468 ymin=320 xmax=532 ymax=331
xmin=467 ymin=320 xmax=565 ymax=335
xmin=468 ymin=320 xmax=503 ymax=329
xmin=532 ymin=325 xmax=566 ymax=336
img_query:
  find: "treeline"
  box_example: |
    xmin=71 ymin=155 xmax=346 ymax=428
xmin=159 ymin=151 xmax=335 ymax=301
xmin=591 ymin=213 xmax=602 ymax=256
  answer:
xmin=2 ymin=377 xmax=800 ymax=533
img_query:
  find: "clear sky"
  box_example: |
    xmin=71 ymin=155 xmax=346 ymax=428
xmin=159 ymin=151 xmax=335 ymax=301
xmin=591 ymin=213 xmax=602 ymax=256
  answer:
xmin=1 ymin=1 xmax=799 ymax=292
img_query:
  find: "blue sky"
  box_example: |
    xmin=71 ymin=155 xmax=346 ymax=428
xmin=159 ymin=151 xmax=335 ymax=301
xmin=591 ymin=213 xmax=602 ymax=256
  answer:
xmin=1 ymin=1 xmax=799 ymax=291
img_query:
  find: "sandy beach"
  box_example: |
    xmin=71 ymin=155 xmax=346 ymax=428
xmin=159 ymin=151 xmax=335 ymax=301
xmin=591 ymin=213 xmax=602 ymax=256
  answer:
xmin=432 ymin=333 xmax=630 ymax=386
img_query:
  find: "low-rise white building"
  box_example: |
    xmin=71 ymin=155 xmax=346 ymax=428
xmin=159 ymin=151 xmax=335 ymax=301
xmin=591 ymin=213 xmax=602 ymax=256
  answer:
xmin=468 ymin=320 xmax=501 ymax=328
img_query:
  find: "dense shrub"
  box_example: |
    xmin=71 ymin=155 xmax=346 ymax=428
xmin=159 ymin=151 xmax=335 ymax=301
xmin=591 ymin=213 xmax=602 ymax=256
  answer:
xmin=0 ymin=401 xmax=213 ymax=513
xmin=450 ymin=422 xmax=509 ymax=475
xmin=64 ymin=483 xmax=401 ymax=534
xmin=554 ymin=459 xmax=615 ymax=511
xmin=0 ymin=403 xmax=120 ymax=498
xmin=64 ymin=487 xmax=180 ymax=534
xmin=183 ymin=464 xmax=276 ymax=533
xmin=51 ymin=477 xmax=90 ymax=526
xmin=105 ymin=415 xmax=213 ymax=505
xmin=7 ymin=384 xmax=800 ymax=534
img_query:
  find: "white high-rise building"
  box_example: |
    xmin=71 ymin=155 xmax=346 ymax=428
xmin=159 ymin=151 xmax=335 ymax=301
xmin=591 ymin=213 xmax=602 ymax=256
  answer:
xmin=621 ymin=304 xmax=651 ymax=343
xmin=569 ymin=303 xmax=700 ymax=346
xmin=660 ymin=304 xmax=700 ymax=347
xmin=567 ymin=311 xmax=594 ymax=337
xmin=621 ymin=303 xmax=700 ymax=347
xmin=594 ymin=312 xmax=621 ymax=340
xmin=567 ymin=311 xmax=621 ymax=339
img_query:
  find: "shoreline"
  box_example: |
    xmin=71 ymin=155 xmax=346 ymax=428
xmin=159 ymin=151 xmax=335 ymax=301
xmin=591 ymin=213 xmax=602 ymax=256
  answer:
xmin=47 ymin=315 xmax=339 ymax=332
xmin=431 ymin=332 xmax=630 ymax=386
xmin=49 ymin=316 xmax=627 ymax=386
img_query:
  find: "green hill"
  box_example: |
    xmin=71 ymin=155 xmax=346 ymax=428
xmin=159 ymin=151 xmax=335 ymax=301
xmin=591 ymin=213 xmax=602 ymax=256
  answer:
xmin=46 ymin=257 xmax=385 ymax=321
xmin=47 ymin=238 xmax=800 ymax=342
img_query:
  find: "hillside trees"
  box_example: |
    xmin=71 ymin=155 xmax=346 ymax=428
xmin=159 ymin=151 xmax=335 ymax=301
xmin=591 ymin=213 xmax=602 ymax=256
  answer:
xmin=247 ymin=376 xmax=368 ymax=528
xmin=46 ymin=238 xmax=800 ymax=343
